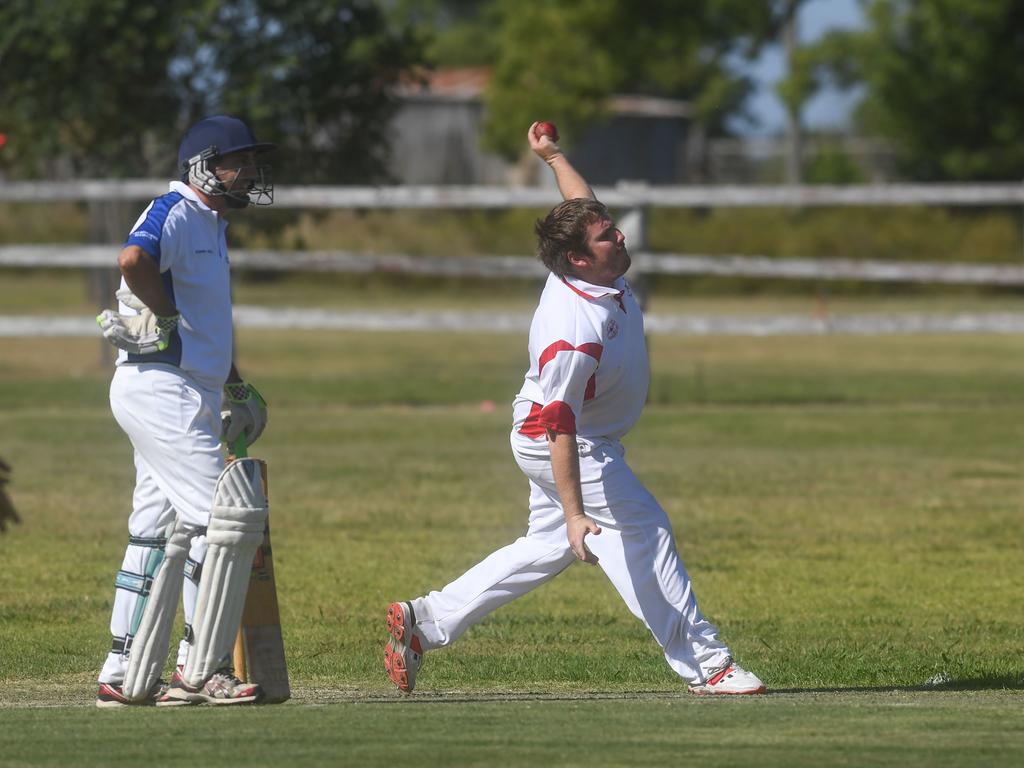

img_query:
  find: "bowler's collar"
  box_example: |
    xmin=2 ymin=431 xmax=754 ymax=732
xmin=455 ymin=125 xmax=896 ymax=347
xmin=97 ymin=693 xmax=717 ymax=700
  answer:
xmin=558 ymin=273 xmax=625 ymax=301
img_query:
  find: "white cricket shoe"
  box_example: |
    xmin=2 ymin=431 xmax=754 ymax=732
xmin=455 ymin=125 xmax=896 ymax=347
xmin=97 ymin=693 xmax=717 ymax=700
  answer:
xmin=384 ymin=601 xmax=424 ymax=693
xmin=689 ymin=657 xmax=767 ymax=695
xmin=157 ymin=667 xmax=263 ymax=706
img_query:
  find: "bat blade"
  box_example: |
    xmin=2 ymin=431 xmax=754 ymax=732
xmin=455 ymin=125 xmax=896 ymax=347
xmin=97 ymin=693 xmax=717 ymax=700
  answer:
xmin=232 ymin=458 xmax=290 ymax=703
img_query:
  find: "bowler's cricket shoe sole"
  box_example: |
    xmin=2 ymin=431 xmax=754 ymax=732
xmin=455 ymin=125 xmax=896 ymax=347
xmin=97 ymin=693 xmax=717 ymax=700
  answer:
xmin=158 ymin=668 xmax=264 ymax=706
xmin=384 ymin=601 xmax=423 ymax=693
xmin=688 ymin=658 xmax=766 ymax=695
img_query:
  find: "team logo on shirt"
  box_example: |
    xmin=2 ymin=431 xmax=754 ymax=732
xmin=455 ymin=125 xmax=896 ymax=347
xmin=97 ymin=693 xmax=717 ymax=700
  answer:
xmin=607 ymin=318 xmax=619 ymax=339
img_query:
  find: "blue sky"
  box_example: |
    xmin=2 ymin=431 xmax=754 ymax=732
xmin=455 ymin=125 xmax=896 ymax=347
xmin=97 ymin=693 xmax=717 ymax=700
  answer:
xmin=734 ymin=0 xmax=865 ymax=136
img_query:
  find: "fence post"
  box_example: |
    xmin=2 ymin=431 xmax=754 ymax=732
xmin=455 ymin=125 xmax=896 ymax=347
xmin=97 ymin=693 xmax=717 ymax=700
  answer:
xmin=617 ymin=204 xmax=654 ymax=401
xmin=617 ymin=205 xmax=649 ymax=310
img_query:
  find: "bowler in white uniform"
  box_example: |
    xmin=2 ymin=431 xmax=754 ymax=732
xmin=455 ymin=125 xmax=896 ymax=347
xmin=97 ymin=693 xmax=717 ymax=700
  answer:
xmin=384 ymin=123 xmax=767 ymax=696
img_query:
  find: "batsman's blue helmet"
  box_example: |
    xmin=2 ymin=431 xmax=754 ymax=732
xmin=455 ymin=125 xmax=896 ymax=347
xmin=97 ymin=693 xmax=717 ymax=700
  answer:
xmin=178 ymin=115 xmax=276 ymax=207
xmin=178 ymin=115 xmax=275 ymax=177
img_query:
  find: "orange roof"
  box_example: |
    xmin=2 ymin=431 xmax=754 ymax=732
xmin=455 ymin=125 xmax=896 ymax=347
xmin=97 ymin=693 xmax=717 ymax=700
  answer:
xmin=397 ymin=67 xmax=490 ymax=99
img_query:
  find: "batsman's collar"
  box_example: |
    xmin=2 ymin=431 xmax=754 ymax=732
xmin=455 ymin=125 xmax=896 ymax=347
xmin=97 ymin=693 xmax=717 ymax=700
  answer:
xmin=559 ymin=273 xmax=626 ymax=302
xmin=169 ymin=180 xmax=219 ymax=215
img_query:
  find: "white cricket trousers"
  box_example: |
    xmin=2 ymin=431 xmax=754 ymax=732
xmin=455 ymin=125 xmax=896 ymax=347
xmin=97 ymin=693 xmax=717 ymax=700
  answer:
xmin=98 ymin=364 xmax=224 ymax=684
xmin=411 ymin=432 xmax=731 ymax=685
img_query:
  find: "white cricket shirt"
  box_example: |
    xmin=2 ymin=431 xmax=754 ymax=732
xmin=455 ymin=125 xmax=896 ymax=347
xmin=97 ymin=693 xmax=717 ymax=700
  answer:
xmin=117 ymin=181 xmax=233 ymax=391
xmin=513 ymin=272 xmax=649 ymax=442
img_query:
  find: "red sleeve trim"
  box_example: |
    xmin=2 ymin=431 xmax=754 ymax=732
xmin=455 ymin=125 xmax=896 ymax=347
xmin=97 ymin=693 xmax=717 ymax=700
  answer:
xmin=538 ymin=340 xmax=603 ymax=375
xmin=537 ymin=400 xmax=577 ymax=435
xmin=518 ymin=402 xmax=547 ymax=437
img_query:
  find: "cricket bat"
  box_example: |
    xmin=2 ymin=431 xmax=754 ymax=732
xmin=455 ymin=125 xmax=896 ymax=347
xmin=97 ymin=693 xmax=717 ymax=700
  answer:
xmin=230 ymin=435 xmax=290 ymax=703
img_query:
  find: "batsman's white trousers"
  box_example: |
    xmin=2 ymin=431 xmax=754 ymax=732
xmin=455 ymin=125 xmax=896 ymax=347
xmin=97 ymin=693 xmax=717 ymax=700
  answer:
xmin=411 ymin=432 xmax=731 ymax=685
xmin=98 ymin=364 xmax=223 ymax=684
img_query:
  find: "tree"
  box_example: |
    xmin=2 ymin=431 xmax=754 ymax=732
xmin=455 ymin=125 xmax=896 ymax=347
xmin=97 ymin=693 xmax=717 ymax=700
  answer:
xmin=796 ymin=0 xmax=1024 ymax=181
xmin=774 ymin=0 xmax=806 ymax=184
xmin=0 ymin=0 xmax=425 ymax=182
xmin=469 ymin=0 xmax=778 ymax=161
xmin=181 ymin=0 xmax=424 ymax=184
xmin=383 ymin=0 xmax=502 ymax=67
xmin=0 ymin=0 xmax=184 ymax=178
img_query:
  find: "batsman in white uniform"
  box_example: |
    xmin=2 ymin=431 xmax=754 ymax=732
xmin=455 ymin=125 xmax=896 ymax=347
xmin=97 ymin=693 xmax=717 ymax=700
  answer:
xmin=94 ymin=115 xmax=275 ymax=707
xmin=384 ymin=123 xmax=766 ymax=696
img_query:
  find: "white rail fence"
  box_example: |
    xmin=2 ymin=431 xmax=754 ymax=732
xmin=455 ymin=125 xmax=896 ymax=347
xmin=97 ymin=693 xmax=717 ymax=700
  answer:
xmin=3 ymin=180 xmax=1023 ymax=284
xmin=3 ymin=180 xmax=1024 ymax=207
xmin=4 ymin=245 xmax=1024 ymax=286
xmin=6 ymin=307 xmax=1024 ymax=338
xmin=2 ymin=182 xmax=1022 ymax=337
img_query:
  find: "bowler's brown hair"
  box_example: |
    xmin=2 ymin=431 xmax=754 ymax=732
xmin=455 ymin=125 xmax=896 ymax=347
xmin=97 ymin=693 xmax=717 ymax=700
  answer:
xmin=534 ymin=198 xmax=610 ymax=276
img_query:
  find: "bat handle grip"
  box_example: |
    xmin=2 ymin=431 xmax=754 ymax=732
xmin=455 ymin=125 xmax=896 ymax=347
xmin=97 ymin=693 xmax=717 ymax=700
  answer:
xmin=231 ymin=434 xmax=249 ymax=459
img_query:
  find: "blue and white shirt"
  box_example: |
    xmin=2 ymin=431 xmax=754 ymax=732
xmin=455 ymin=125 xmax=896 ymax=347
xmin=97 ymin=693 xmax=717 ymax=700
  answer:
xmin=117 ymin=181 xmax=233 ymax=391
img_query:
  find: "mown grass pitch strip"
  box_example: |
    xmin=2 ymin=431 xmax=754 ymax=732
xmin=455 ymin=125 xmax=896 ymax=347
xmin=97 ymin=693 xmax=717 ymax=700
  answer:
xmin=0 ymin=329 xmax=1021 ymax=766
xmin=1 ymin=691 xmax=1021 ymax=768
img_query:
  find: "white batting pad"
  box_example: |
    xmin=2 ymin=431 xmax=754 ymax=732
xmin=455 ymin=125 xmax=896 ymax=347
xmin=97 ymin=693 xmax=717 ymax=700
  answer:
xmin=183 ymin=458 xmax=268 ymax=686
xmin=122 ymin=518 xmax=191 ymax=701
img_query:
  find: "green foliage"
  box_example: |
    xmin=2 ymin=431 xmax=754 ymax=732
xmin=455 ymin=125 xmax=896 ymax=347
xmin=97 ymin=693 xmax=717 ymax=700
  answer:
xmin=647 ymin=205 xmax=1022 ymax=267
xmin=181 ymin=0 xmax=424 ymax=183
xmin=798 ymin=0 xmax=1024 ymax=180
xmin=481 ymin=2 xmax=614 ymax=157
xmin=250 ymin=204 xmax=1023 ymax=265
xmin=804 ymin=140 xmax=867 ymax=184
xmin=479 ymin=0 xmax=775 ymax=158
xmin=775 ymin=15 xmax=863 ymax=124
xmin=0 ymin=0 xmax=182 ymax=177
xmin=0 ymin=203 xmax=91 ymax=245
xmin=0 ymin=1 xmax=425 ymax=182
xmin=384 ymin=0 xmax=503 ymax=67
xmin=776 ymin=48 xmax=817 ymax=119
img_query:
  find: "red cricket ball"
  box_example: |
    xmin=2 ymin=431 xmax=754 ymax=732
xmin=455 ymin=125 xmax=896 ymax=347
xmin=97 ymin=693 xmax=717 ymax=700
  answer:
xmin=535 ymin=121 xmax=559 ymax=142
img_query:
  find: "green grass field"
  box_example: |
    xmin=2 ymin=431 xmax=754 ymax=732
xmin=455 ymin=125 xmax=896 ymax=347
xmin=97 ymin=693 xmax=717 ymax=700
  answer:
xmin=1 ymin=320 xmax=1022 ymax=766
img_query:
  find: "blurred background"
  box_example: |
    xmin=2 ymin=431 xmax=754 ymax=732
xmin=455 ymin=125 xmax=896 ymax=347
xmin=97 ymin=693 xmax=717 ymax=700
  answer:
xmin=1 ymin=0 xmax=1024 ymax=337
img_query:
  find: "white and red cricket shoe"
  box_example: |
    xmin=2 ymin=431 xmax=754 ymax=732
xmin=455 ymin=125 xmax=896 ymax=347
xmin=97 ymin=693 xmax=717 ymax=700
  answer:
xmin=95 ymin=678 xmax=168 ymax=708
xmin=384 ymin=601 xmax=424 ymax=693
xmin=689 ymin=657 xmax=767 ymax=695
xmin=158 ymin=667 xmax=263 ymax=706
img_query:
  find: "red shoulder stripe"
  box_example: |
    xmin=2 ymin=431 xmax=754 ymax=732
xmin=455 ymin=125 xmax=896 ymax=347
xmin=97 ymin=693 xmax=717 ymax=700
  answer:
xmin=538 ymin=340 xmax=603 ymax=375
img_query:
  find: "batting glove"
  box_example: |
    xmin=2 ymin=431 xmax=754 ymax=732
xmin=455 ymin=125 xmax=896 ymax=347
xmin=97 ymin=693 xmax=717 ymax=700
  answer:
xmin=96 ymin=289 xmax=179 ymax=355
xmin=221 ymin=381 xmax=268 ymax=447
